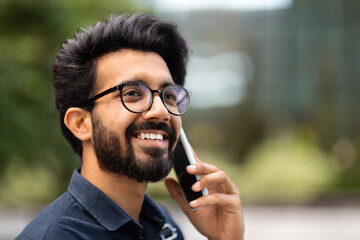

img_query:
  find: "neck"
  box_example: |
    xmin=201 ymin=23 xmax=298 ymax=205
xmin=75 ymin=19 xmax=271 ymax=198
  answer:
xmin=81 ymin=162 xmax=147 ymax=223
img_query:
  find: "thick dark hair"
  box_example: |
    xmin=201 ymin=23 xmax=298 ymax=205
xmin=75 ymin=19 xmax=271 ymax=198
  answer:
xmin=52 ymin=13 xmax=189 ymax=157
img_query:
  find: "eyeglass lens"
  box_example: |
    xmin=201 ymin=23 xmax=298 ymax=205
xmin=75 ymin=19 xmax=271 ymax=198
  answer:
xmin=121 ymin=82 xmax=189 ymax=115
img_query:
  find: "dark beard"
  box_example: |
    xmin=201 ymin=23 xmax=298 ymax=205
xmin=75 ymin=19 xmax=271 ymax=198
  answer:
xmin=91 ymin=115 xmax=176 ymax=183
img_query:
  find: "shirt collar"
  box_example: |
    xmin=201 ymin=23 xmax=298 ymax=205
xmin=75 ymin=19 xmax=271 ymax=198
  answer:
xmin=67 ymin=169 xmax=166 ymax=231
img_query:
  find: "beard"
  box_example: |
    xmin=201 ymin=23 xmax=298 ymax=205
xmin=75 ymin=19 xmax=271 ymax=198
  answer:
xmin=91 ymin=115 xmax=177 ymax=183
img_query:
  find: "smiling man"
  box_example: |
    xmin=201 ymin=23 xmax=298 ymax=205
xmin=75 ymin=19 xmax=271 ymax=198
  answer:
xmin=17 ymin=14 xmax=244 ymax=240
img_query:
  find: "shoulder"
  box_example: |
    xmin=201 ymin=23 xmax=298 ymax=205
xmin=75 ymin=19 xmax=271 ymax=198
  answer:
xmin=16 ymin=192 xmax=82 ymax=240
xmin=156 ymin=203 xmax=175 ymax=222
xmin=142 ymin=195 xmax=184 ymax=239
xmin=155 ymin=203 xmax=184 ymax=240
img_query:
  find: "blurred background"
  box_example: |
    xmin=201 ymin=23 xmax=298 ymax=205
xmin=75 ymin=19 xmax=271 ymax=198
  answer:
xmin=1 ymin=0 xmax=360 ymax=239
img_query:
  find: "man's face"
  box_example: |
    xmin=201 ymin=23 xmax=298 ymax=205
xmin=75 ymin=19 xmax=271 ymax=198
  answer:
xmin=90 ymin=50 xmax=182 ymax=182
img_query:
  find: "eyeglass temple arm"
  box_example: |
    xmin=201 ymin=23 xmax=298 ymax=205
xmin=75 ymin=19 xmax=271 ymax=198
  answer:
xmin=80 ymin=85 xmax=119 ymax=107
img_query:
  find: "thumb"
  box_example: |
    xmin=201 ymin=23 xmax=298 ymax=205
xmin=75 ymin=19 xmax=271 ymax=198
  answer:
xmin=164 ymin=178 xmax=190 ymax=212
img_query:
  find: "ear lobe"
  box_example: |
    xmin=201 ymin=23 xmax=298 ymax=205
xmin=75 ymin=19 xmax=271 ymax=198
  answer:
xmin=64 ymin=107 xmax=92 ymax=142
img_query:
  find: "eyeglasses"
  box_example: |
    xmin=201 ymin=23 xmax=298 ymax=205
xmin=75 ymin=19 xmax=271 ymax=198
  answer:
xmin=81 ymin=81 xmax=190 ymax=116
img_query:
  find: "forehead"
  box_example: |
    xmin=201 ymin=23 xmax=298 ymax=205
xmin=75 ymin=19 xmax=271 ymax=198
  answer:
xmin=95 ymin=49 xmax=174 ymax=91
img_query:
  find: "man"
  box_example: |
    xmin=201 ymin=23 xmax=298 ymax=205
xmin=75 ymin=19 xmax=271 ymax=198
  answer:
xmin=17 ymin=13 xmax=244 ymax=239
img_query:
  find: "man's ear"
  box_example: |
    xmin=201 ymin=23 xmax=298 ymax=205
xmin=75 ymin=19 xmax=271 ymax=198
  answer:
xmin=64 ymin=107 xmax=92 ymax=142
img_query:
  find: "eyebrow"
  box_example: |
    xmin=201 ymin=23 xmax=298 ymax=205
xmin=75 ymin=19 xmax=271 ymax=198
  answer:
xmin=117 ymin=78 xmax=175 ymax=88
xmin=160 ymin=80 xmax=175 ymax=88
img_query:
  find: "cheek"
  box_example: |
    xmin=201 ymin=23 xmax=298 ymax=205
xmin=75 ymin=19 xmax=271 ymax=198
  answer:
xmin=173 ymin=115 xmax=182 ymax=128
xmin=171 ymin=116 xmax=182 ymax=146
xmin=101 ymin=107 xmax=138 ymax=139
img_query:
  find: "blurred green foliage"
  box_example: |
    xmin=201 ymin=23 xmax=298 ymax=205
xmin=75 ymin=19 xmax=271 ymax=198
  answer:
xmin=237 ymin=128 xmax=336 ymax=204
xmin=0 ymin=0 xmax=147 ymax=206
xmin=1 ymin=0 xmax=359 ymax=206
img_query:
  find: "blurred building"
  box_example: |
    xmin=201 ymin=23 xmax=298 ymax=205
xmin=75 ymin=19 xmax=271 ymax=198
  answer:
xmin=157 ymin=0 xmax=360 ymax=151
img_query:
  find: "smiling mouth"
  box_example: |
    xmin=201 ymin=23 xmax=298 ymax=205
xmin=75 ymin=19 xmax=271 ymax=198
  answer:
xmin=134 ymin=132 xmax=167 ymax=141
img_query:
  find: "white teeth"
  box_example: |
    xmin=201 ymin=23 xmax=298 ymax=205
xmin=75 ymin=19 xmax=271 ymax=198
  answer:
xmin=137 ymin=132 xmax=164 ymax=141
xmin=156 ymin=134 xmax=163 ymax=141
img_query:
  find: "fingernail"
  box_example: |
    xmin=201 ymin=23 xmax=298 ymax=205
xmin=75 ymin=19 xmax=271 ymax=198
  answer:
xmin=193 ymin=181 xmax=200 ymax=190
xmin=190 ymin=200 xmax=198 ymax=207
xmin=187 ymin=165 xmax=196 ymax=171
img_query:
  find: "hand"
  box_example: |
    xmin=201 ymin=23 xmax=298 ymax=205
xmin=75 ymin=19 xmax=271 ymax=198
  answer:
xmin=164 ymin=157 xmax=244 ymax=240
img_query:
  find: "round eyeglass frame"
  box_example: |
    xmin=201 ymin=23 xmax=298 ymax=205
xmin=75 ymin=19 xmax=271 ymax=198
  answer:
xmin=80 ymin=81 xmax=191 ymax=116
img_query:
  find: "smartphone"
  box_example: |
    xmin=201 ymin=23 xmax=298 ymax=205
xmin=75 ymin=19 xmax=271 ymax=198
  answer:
xmin=173 ymin=128 xmax=208 ymax=209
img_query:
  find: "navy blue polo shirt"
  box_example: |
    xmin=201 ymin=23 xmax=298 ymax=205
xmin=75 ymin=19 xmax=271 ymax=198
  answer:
xmin=16 ymin=169 xmax=184 ymax=240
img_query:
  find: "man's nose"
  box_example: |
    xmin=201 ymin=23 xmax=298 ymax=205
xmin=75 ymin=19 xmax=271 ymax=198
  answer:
xmin=142 ymin=94 xmax=170 ymax=121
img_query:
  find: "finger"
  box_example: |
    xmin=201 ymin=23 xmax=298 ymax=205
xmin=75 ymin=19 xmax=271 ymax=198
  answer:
xmin=164 ymin=178 xmax=192 ymax=214
xmin=187 ymin=162 xmax=219 ymax=175
xmin=191 ymin=171 xmax=227 ymax=192
xmin=192 ymin=171 xmax=238 ymax=194
xmin=189 ymin=192 xmax=241 ymax=211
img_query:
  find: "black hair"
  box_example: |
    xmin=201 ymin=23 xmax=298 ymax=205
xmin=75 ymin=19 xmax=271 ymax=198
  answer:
xmin=52 ymin=13 xmax=189 ymax=156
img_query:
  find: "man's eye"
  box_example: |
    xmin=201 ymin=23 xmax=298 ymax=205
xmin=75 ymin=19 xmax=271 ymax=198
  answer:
xmin=164 ymin=93 xmax=177 ymax=101
xmin=123 ymin=90 xmax=142 ymax=97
